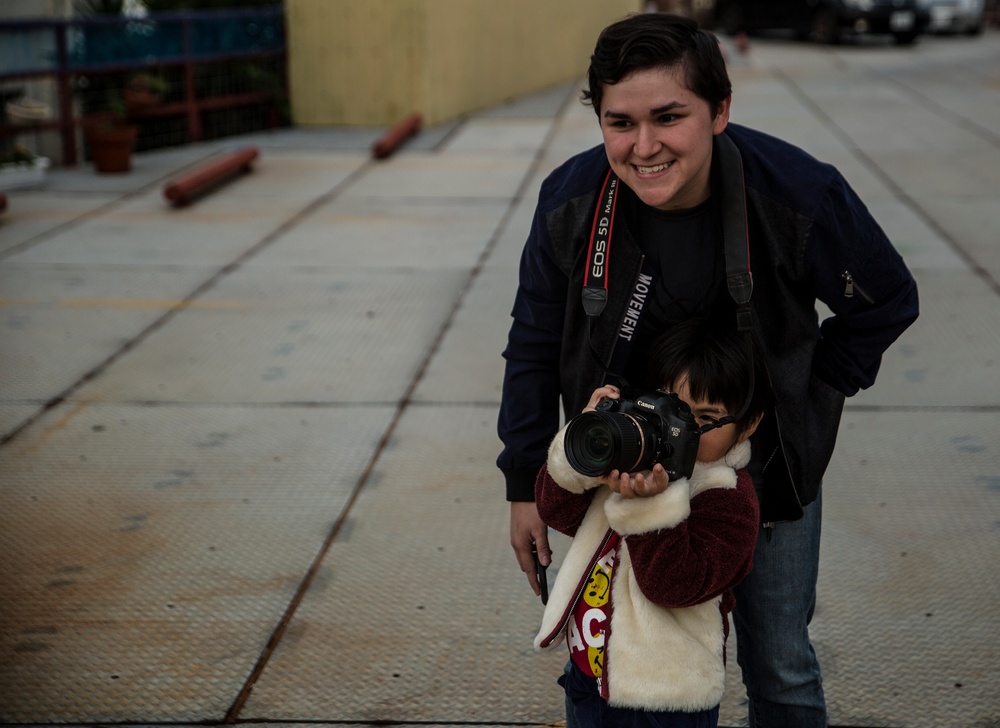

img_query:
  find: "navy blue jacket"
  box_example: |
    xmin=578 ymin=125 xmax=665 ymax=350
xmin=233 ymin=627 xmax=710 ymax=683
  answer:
xmin=497 ymin=124 xmax=918 ymax=521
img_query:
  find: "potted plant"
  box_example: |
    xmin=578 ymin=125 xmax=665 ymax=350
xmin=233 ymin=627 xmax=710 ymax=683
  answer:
xmin=73 ymin=0 xmax=142 ymax=173
xmin=123 ymin=73 xmax=168 ymax=114
xmin=0 ymin=143 xmax=50 ymax=190
xmin=82 ymin=96 xmax=138 ymax=174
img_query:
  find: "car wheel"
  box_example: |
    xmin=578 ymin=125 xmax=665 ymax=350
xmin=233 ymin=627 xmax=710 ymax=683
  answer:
xmin=893 ymin=30 xmax=919 ymax=44
xmin=810 ymin=9 xmax=840 ymax=44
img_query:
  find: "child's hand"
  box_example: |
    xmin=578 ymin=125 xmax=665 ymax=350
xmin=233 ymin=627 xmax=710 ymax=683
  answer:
xmin=599 ymin=463 xmax=670 ymax=499
xmin=584 ymin=385 xmax=620 ymax=412
xmin=582 ymin=386 xmax=670 ymax=497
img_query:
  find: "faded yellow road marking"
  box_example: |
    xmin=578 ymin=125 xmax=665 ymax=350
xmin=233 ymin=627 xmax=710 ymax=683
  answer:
xmin=10 ymin=400 xmax=90 ymax=459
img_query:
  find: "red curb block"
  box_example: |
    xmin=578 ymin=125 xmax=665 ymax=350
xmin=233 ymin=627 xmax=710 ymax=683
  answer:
xmin=371 ymin=113 xmax=422 ymax=159
xmin=163 ymin=145 xmax=259 ymax=207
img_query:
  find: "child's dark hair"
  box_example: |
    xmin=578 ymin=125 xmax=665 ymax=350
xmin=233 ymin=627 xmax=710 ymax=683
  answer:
xmin=583 ymin=13 xmax=732 ymax=119
xmin=648 ymin=318 xmax=770 ymax=436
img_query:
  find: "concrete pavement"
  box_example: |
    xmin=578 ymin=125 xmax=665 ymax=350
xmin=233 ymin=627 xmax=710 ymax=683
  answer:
xmin=1 ymin=31 xmax=999 ymax=727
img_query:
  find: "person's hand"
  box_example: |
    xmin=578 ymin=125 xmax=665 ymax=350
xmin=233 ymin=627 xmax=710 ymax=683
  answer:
xmin=510 ymin=501 xmax=550 ymax=596
xmin=598 ymin=462 xmax=670 ymax=499
xmin=584 ymin=384 xmax=620 ymax=412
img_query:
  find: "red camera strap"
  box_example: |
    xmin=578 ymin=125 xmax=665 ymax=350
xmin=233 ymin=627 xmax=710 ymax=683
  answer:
xmin=582 ymin=169 xmax=619 ymax=317
xmin=580 ymin=133 xmax=757 ymax=428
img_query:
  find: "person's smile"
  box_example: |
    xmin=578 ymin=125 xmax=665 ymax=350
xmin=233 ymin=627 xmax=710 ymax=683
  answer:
xmin=599 ymin=66 xmax=730 ymax=211
xmin=635 ymin=160 xmax=675 ymax=175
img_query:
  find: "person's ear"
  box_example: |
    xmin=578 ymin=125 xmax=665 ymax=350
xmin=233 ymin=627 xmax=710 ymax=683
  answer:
xmin=737 ymin=412 xmax=764 ymax=442
xmin=712 ymin=95 xmax=732 ymax=135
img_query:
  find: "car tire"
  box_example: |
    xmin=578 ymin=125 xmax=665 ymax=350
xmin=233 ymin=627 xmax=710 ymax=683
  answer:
xmin=893 ymin=30 xmax=919 ymax=44
xmin=810 ymin=9 xmax=841 ymax=44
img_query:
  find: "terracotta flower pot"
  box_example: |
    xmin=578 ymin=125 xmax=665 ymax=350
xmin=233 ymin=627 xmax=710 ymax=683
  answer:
xmin=84 ymin=123 xmax=138 ymax=174
xmin=124 ymin=89 xmax=162 ymax=114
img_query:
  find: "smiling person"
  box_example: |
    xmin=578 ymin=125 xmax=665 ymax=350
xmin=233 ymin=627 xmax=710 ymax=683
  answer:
xmin=497 ymin=12 xmax=919 ymax=727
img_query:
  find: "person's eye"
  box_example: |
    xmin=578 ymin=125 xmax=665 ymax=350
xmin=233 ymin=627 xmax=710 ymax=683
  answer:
xmin=658 ymin=113 xmax=679 ymax=124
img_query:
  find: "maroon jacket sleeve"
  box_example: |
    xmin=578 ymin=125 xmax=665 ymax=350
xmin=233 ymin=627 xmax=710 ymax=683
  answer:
xmin=624 ymin=468 xmax=759 ymax=608
xmin=534 ymin=463 xmax=597 ymax=538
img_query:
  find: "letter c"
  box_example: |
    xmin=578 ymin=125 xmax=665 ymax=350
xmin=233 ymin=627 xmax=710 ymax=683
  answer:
xmin=582 ymin=608 xmax=606 ymax=648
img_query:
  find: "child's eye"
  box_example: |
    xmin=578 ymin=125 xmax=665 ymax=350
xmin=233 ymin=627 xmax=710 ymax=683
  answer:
xmin=657 ymin=114 xmax=679 ymax=123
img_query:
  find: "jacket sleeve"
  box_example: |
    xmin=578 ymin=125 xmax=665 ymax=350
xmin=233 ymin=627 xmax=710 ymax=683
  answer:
xmin=806 ymin=172 xmax=919 ymax=396
xmin=534 ymin=463 xmax=596 ymax=537
xmin=496 ymin=183 xmax=571 ymax=501
xmin=534 ymin=420 xmax=603 ymax=534
xmin=615 ymin=469 xmax=759 ymax=608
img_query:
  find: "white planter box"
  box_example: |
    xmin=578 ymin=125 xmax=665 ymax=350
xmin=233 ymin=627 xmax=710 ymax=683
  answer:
xmin=0 ymin=156 xmax=50 ymax=190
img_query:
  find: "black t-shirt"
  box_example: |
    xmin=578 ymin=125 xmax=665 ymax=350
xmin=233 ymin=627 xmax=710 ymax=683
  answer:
xmin=621 ymin=189 xmax=732 ymax=388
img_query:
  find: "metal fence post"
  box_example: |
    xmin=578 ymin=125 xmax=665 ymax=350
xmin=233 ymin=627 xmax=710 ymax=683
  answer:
xmin=182 ymin=15 xmax=202 ymax=143
xmin=55 ymin=21 xmax=77 ymax=166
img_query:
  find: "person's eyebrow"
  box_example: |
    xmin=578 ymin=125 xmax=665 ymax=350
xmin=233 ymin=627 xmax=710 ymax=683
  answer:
xmin=650 ymin=101 xmax=688 ymax=115
xmin=602 ymin=101 xmax=688 ymax=120
xmin=696 ymin=404 xmax=728 ymax=416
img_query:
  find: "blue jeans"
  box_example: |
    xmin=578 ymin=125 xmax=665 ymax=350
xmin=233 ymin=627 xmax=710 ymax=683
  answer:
xmin=564 ymin=496 xmax=827 ymax=728
xmin=732 ymin=491 xmax=827 ymax=727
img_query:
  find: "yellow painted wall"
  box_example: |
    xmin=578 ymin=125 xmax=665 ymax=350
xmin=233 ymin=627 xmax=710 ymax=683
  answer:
xmin=286 ymin=0 xmax=643 ymax=127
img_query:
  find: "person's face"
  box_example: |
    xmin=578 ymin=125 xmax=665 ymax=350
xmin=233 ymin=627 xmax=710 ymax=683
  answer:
xmin=599 ymin=65 xmax=730 ymax=211
xmin=670 ymin=375 xmax=756 ymax=464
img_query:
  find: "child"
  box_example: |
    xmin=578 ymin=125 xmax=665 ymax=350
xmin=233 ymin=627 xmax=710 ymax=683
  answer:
xmin=533 ymin=318 xmax=769 ymax=727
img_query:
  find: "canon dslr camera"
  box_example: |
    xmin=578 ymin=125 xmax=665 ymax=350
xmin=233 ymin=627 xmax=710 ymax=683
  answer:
xmin=563 ymin=390 xmax=701 ymax=481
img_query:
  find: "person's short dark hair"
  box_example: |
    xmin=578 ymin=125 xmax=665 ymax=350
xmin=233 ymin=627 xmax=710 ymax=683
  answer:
xmin=648 ymin=318 xmax=770 ymax=436
xmin=583 ymin=13 xmax=732 ymax=119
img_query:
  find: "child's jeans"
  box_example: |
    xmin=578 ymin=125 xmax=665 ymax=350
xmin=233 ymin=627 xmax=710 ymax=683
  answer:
xmin=559 ymin=662 xmax=720 ymax=728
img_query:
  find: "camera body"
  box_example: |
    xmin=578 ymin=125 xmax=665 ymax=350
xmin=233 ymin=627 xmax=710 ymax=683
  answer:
xmin=563 ymin=390 xmax=701 ymax=481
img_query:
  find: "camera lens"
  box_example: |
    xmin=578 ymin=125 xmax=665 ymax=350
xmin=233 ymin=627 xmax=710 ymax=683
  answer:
xmin=563 ymin=410 xmax=651 ymax=477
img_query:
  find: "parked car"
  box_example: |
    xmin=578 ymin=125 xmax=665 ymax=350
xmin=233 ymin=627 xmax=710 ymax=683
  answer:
xmin=920 ymin=0 xmax=985 ymax=33
xmin=714 ymin=0 xmax=931 ymax=44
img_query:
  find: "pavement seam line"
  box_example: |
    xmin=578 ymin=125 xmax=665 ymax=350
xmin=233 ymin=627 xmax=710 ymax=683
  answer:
xmin=878 ymin=70 xmax=1000 ymax=150
xmin=770 ymin=65 xmax=1000 ymax=300
xmin=223 ymin=86 xmax=580 ymax=723
xmin=0 ymin=159 xmax=375 ymax=450
xmin=0 ymin=148 xmax=224 ymax=262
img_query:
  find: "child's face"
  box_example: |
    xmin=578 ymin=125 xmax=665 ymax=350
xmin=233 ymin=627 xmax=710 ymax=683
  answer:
xmin=670 ymin=376 xmax=753 ymax=464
